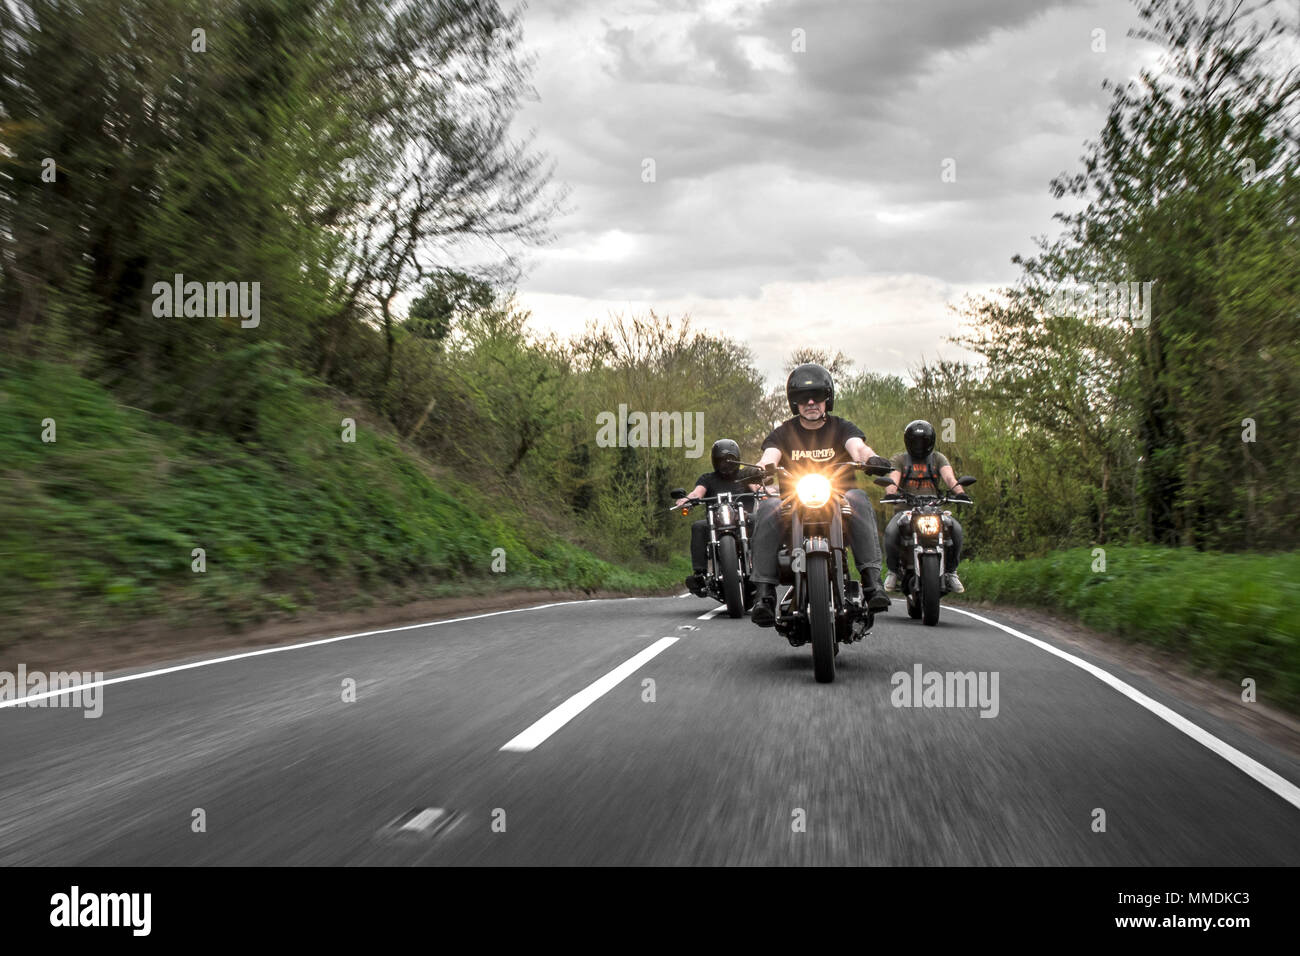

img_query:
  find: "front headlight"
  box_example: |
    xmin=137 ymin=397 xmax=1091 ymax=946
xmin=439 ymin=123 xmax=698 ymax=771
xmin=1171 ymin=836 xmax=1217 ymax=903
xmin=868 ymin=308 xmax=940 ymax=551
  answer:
xmin=795 ymin=473 xmax=832 ymax=508
xmin=915 ymin=514 xmax=941 ymax=537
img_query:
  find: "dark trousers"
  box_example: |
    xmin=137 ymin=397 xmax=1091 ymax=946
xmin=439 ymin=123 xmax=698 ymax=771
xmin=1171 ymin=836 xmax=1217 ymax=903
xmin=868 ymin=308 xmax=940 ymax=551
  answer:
xmin=884 ymin=511 xmax=963 ymax=573
xmin=690 ymin=519 xmax=709 ymax=571
xmin=751 ymin=488 xmax=882 ymax=585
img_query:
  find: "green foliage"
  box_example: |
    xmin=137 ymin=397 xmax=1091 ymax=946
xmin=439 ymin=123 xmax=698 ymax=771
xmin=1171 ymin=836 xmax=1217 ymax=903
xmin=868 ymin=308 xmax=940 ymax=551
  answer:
xmin=406 ymin=270 xmax=496 ymax=344
xmin=956 ymin=0 xmax=1300 ymax=551
xmin=0 ymin=0 xmax=558 ymax=436
xmin=957 ymin=546 xmax=1300 ymax=712
xmin=0 ymin=359 xmax=683 ymax=636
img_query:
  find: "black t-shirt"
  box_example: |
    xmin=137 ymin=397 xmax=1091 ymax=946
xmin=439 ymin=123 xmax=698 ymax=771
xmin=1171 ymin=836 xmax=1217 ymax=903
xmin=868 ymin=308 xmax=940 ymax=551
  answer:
xmin=761 ymin=415 xmax=866 ymax=491
xmin=693 ymin=470 xmax=761 ymax=498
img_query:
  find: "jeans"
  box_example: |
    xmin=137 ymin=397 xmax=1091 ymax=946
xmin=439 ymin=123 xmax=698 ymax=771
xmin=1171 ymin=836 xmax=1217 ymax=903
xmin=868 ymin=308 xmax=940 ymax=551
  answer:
xmin=884 ymin=511 xmax=963 ymax=574
xmin=750 ymin=488 xmax=882 ymax=585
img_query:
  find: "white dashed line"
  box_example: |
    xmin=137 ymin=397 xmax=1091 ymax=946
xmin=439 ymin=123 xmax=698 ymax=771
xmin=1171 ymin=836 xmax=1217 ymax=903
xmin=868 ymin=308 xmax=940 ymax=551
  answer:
xmin=500 ymin=636 xmax=680 ymax=752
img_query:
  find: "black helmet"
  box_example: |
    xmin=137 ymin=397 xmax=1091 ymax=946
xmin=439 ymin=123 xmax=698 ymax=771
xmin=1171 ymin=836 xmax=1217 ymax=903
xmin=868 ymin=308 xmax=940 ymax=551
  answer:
xmin=786 ymin=363 xmax=835 ymax=415
xmin=903 ymin=419 xmax=936 ymax=459
xmin=711 ymin=438 xmax=741 ymax=478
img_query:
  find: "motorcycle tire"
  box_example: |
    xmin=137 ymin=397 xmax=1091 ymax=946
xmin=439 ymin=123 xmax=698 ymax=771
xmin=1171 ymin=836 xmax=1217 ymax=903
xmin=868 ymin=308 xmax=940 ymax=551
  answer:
xmin=807 ymin=552 xmax=836 ymax=683
xmin=719 ymin=535 xmax=744 ymax=619
xmin=920 ymin=553 xmax=941 ymax=626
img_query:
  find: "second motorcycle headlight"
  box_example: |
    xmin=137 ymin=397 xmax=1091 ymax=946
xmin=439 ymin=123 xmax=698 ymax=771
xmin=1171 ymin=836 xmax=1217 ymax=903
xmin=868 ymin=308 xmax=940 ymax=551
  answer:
xmin=795 ymin=473 xmax=832 ymax=508
xmin=915 ymin=514 xmax=942 ymax=537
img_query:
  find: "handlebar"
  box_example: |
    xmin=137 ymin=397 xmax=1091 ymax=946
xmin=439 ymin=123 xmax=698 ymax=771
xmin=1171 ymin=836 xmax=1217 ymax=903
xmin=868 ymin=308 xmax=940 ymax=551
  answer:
xmin=669 ymin=490 xmax=772 ymax=513
xmin=883 ymin=491 xmax=973 ymax=508
xmin=736 ymin=457 xmax=894 ymax=480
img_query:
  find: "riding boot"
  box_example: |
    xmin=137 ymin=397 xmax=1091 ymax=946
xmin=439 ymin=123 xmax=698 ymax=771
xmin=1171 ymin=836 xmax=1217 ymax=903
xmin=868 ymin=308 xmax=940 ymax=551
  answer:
xmin=684 ymin=570 xmax=708 ymax=597
xmin=861 ymin=566 xmax=891 ymax=612
xmin=751 ymin=582 xmax=776 ymax=627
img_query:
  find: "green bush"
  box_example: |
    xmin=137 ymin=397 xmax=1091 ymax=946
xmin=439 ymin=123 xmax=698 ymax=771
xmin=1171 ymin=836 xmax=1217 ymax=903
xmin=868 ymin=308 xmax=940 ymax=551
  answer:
xmin=0 ymin=359 xmax=684 ymax=637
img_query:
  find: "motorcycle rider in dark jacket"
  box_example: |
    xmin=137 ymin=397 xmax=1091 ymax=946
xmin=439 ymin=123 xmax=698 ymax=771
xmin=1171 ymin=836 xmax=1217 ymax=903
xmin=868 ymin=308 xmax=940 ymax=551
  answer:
xmin=749 ymin=363 xmax=892 ymax=627
xmin=676 ymin=439 xmax=765 ymax=597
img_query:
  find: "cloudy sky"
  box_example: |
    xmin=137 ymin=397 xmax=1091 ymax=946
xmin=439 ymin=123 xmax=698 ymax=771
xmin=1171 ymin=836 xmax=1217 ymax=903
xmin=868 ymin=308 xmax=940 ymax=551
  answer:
xmin=507 ymin=0 xmax=1164 ymax=384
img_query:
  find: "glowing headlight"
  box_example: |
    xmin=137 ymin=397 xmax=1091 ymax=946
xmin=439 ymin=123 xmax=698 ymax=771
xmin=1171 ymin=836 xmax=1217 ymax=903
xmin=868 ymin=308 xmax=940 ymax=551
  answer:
xmin=795 ymin=473 xmax=832 ymax=508
xmin=915 ymin=515 xmax=941 ymax=537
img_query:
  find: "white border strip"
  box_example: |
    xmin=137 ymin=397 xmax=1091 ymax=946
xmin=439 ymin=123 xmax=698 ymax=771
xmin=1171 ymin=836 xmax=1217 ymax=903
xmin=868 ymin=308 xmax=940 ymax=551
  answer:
xmin=947 ymin=606 xmax=1300 ymax=811
xmin=501 ymin=636 xmax=679 ymax=752
xmin=0 ymin=597 xmax=642 ymax=709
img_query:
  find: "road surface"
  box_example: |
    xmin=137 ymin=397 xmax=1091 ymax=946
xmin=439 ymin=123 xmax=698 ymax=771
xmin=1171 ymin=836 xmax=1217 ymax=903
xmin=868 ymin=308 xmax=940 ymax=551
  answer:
xmin=2 ymin=594 xmax=1297 ymax=865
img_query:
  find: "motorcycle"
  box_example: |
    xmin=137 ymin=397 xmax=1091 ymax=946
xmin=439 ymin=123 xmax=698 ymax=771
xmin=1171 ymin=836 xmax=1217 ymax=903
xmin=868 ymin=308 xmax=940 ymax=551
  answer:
xmin=669 ymin=487 xmax=766 ymax=618
xmin=875 ymin=476 xmax=976 ymax=626
xmin=743 ymin=456 xmax=893 ymax=684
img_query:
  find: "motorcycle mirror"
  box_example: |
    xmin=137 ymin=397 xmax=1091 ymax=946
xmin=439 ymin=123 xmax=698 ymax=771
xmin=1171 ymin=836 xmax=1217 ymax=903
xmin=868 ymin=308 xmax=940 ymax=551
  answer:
xmin=957 ymin=476 xmax=976 ymax=487
xmin=669 ymin=488 xmax=686 ymax=499
xmin=872 ymin=476 xmax=892 ymax=487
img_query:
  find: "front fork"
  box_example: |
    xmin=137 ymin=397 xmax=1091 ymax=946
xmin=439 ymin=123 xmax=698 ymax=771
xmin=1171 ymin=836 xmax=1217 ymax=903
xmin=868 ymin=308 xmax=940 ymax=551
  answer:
xmin=706 ymin=507 xmax=718 ymax=577
xmin=911 ymin=538 xmax=946 ymax=577
xmin=789 ymin=504 xmax=849 ymax=621
xmin=708 ymin=505 xmax=753 ymax=579
xmin=737 ymin=502 xmax=751 ymax=574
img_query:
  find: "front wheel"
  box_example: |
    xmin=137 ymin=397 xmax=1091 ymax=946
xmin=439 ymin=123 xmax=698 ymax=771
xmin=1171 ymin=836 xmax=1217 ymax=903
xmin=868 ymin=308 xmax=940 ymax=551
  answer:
xmin=806 ymin=553 xmax=836 ymax=683
xmin=719 ymin=535 xmax=744 ymax=618
xmin=920 ymin=553 xmax=941 ymax=626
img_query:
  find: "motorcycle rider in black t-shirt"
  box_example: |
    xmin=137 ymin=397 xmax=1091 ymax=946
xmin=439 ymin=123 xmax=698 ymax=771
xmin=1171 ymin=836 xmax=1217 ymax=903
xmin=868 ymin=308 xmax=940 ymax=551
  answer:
xmin=749 ymin=363 xmax=892 ymax=627
xmin=675 ymin=439 xmax=766 ymax=597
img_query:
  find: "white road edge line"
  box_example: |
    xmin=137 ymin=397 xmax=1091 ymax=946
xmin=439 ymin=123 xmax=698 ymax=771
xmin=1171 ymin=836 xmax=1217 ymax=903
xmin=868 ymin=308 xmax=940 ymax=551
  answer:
xmin=0 ymin=596 xmax=664 ymax=709
xmin=947 ymin=606 xmax=1300 ymax=811
xmin=698 ymin=605 xmax=727 ymax=620
xmin=501 ymin=636 xmax=680 ymax=752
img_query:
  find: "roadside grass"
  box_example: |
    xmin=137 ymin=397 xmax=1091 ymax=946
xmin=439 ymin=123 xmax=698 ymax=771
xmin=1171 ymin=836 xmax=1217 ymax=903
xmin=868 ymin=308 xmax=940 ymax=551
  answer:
xmin=957 ymin=546 xmax=1300 ymax=712
xmin=0 ymin=359 xmax=686 ymax=639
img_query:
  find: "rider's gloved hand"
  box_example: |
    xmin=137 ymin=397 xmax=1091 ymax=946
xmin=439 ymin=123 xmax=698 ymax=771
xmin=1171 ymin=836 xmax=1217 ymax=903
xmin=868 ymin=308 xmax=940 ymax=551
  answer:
xmin=763 ymin=462 xmax=777 ymax=476
xmin=951 ymin=492 xmax=972 ymax=502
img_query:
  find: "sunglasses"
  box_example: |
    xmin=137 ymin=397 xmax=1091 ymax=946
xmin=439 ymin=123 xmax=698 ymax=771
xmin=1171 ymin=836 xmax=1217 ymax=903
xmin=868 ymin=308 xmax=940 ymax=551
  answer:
xmin=792 ymin=390 xmax=829 ymax=405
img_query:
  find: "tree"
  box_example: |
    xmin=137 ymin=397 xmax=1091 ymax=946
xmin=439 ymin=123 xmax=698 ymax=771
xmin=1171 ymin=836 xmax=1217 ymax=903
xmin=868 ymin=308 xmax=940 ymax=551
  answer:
xmin=406 ymin=270 xmax=495 ymax=345
xmin=957 ymin=0 xmax=1299 ymax=550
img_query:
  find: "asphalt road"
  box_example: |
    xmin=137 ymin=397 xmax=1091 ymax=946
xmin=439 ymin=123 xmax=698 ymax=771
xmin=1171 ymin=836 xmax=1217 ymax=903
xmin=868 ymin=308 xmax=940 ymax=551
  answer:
xmin=2 ymin=594 xmax=1298 ymax=865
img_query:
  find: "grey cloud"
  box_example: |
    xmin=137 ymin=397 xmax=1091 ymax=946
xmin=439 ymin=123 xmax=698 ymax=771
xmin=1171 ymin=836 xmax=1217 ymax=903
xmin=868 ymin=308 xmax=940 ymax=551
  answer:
xmin=513 ymin=0 xmax=1147 ymax=322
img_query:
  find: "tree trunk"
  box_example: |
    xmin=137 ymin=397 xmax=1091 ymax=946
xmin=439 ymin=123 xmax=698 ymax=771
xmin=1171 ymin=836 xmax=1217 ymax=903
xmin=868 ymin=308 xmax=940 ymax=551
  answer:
xmin=405 ymin=393 xmax=438 ymax=442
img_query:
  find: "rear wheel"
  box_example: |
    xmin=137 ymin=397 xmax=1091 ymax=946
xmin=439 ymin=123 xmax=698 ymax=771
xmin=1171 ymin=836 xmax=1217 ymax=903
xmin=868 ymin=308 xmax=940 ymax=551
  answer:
xmin=807 ymin=553 xmax=836 ymax=683
xmin=920 ymin=553 xmax=941 ymax=626
xmin=719 ymin=535 xmax=744 ymax=618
